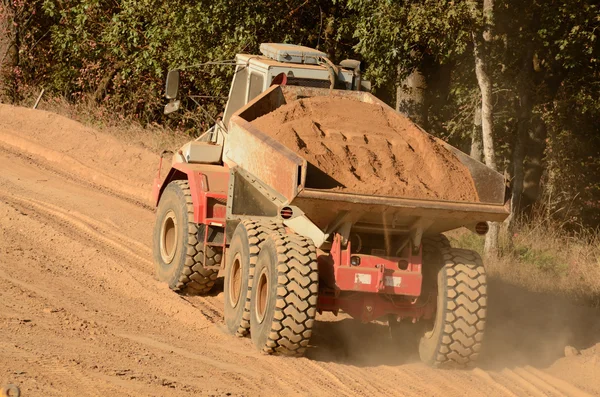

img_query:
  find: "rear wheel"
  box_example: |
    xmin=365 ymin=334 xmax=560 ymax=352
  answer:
xmin=153 ymin=180 xmax=218 ymax=295
xmin=424 ymin=234 xmax=451 ymax=252
xmin=388 ymin=235 xmax=450 ymax=354
xmin=421 ymin=235 xmax=451 ymax=293
xmin=250 ymin=233 xmax=319 ymax=356
xmin=224 ymin=219 xmax=283 ymax=336
xmin=418 ymin=248 xmax=487 ymax=367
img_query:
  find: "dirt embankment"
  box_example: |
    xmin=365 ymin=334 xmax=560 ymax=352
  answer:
xmin=252 ymin=97 xmax=479 ymax=202
xmin=0 ymin=104 xmax=161 ymax=203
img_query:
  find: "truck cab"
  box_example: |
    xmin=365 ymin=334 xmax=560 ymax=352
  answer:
xmin=166 ymin=43 xmax=368 ymax=123
xmin=164 ymin=43 xmax=368 ymax=165
xmin=221 ymin=43 xmax=368 ymax=126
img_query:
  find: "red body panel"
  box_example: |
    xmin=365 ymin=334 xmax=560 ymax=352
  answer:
xmin=317 ymin=234 xmax=431 ymax=322
xmin=153 ymin=161 xmax=229 ymax=225
xmin=329 ymin=235 xmax=423 ymax=297
xmin=318 ymin=292 xmax=435 ymax=323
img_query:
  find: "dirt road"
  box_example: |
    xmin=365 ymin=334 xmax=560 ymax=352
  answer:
xmin=1 ymin=105 xmax=599 ymax=396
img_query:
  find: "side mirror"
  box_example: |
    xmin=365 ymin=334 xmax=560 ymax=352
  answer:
xmin=165 ymin=69 xmax=180 ymax=99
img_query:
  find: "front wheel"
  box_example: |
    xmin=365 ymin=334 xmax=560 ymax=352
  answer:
xmin=418 ymin=248 xmax=487 ymax=367
xmin=153 ymin=180 xmax=218 ymax=295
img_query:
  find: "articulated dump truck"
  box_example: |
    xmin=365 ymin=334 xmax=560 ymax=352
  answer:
xmin=152 ymin=43 xmax=509 ymax=367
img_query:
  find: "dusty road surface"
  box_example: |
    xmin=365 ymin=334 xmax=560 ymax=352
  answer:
xmin=1 ymin=104 xmax=600 ymax=396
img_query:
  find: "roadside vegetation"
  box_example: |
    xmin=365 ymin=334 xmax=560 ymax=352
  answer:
xmin=451 ymin=217 xmax=600 ymax=307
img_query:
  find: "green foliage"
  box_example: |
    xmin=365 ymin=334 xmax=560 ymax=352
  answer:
xmin=343 ymin=0 xmax=476 ymax=87
xmin=36 ymin=0 xmax=352 ymax=125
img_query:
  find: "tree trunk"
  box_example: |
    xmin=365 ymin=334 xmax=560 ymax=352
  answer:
xmin=470 ymin=106 xmax=483 ymax=162
xmin=474 ymin=49 xmax=496 ymax=170
xmin=522 ymin=116 xmax=547 ymax=213
xmin=472 ymin=0 xmax=498 ymax=258
xmin=508 ymin=47 xmax=535 ymax=234
xmin=396 ymin=65 xmax=427 ymax=126
xmin=0 ymin=1 xmax=19 ymax=103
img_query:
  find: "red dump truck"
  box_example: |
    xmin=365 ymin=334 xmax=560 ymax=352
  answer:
xmin=152 ymin=43 xmax=509 ymax=367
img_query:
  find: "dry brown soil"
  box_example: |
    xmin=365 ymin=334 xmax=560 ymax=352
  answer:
xmin=1 ymin=104 xmax=600 ymax=396
xmin=252 ymin=96 xmax=479 ymax=202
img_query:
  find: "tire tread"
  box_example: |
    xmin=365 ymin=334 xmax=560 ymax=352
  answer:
xmin=425 ymin=247 xmax=487 ymax=367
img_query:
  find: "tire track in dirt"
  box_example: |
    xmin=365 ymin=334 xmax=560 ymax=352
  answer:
xmin=0 ymin=192 xmax=152 ymax=264
xmin=522 ymin=366 xmax=593 ymax=397
xmin=0 ymin=183 xmax=226 ymax=315
xmin=297 ymin=361 xmax=358 ymax=396
xmin=0 ymin=165 xmax=228 ymax=322
xmin=501 ymin=368 xmax=557 ymax=397
xmin=513 ymin=367 xmax=566 ymax=396
xmin=0 ymin=340 xmax=129 ymax=397
xmin=0 ymin=191 xmax=151 ymax=266
xmin=392 ymin=366 xmax=476 ymax=397
xmin=472 ymin=368 xmax=519 ymax=397
xmin=0 ymin=142 xmax=153 ymax=210
xmin=0 ymin=193 xmax=221 ymax=331
xmin=117 ymin=334 xmax=256 ymax=377
xmin=0 ymin=199 xmax=261 ymax=395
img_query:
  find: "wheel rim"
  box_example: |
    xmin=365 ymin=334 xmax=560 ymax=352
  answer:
xmin=160 ymin=210 xmax=178 ymax=264
xmin=229 ymin=253 xmax=242 ymax=308
xmin=255 ymin=268 xmax=269 ymax=324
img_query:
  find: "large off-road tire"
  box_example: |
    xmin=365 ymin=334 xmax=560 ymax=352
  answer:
xmin=388 ymin=235 xmax=451 ymax=354
xmin=224 ymin=219 xmax=283 ymax=337
xmin=423 ymin=234 xmax=451 ymax=251
xmin=419 ymin=247 xmax=487 ymax=367
xmin=250 ymin=233 xmax=319 ymax=356
xmin=153 ymin=180 xmax=219 ymax=295
xmin=421 ymin=234 xmax=451 ymax=293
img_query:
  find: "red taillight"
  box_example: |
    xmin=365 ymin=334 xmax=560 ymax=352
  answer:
xmin=280 ymin=207 xmax=294 ymax=219
xmin=475 ymin=222 xmax=489 ymax=235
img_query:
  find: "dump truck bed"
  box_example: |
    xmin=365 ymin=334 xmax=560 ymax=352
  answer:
xmin=223 ymin=85 xmax=509 ymax=239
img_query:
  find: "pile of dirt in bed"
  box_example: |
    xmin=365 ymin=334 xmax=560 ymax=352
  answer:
xmin=251 ymin=96 xmax=479 ymax=202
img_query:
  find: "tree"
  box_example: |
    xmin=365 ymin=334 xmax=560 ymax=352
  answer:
xmin=1 ymin=0 xmax=20 ymax=102
xmin=471 ymin=0 xmax=500 ymax=257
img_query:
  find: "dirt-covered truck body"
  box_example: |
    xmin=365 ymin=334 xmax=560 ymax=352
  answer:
xmin=152 ymin=43 xmax=509 ymax=366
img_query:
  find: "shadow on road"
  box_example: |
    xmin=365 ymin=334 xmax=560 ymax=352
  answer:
xmin=306 ymin=317 xmax=420 ymax=366
xmin=305 ymin=277 xmax=600 ymax=369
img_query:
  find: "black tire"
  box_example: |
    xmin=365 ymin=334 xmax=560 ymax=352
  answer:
xmin=423 ymin=234 xmax=451 ymax=252
xmin=250 ymin=233 xmax=319 ymax=356
xmin=224 ymin=219 xmax=283 ymax=337
xmin=153 ymin=180 xmax=219 ymax=295
xmin=418 ymin=248 xmax=487 ymax=367
xmin=388 ymin=235 xmax=451 ymax=355
xmin=421 ymin=235 xmax=451 ymax=293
